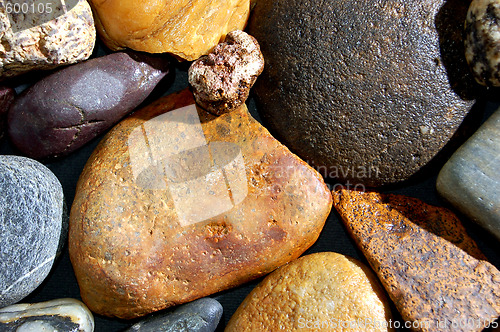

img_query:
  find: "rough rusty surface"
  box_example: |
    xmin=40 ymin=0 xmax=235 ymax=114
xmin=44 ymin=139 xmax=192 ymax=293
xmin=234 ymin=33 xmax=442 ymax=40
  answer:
xmin=89 ymin=0 xmax=250 ymax=61
xmin=465 ymin=0 xmax=500 ymax=86
xmin=248 ymin=0 xmax=478 ymax=186
xmin=8 ymin=52 xmax=169 ymax=160
xmin=0 ymin=0 xmax=95 ymax=78
xmin=0 ymin=86 xmax=14 ymax=140
xmin=333 ymin=189 xmax=500 ymax=332
xmin=189 ymin=30 xmax=264 ymax=115
xmin=69 ymin=88 xmax=332 ymax=319
xmin=226 ymin=252 xmax=394 ymax=332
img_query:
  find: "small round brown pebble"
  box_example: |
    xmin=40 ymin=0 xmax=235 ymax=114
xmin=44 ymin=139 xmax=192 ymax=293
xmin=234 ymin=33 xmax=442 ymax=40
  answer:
xmin=188 ymin=30 xmax=264 ymax=115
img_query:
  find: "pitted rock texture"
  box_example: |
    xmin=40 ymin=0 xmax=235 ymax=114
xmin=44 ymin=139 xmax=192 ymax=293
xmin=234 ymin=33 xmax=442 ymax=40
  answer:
xmin=465 ymin=0 xmax=500 ymax=87
xmin=125 ymin=298 xmax=222 ymax=332
xmin=8 ymin=52 xmax=169 ymax=160
xmin=69 ymin=88 xmax=332 ymax=319
xmin=189 ymin=30 xmax=264 ymax=115
xmin=0 ymin=0 xmax=95 ymax=78
xmin=89 ymin=0 xmax=250 ymax=61
xmin=437 ymin=109 xmax=500 ymax=241
xmin=248 ymin=0 xmax=478 ymax=187
xmin=0 ymin=298 xmax=94 ymax=332
xmin=333 ymin=189 xmax=500 ymax=332
xmin=0 ymin=156 xmax=66 ymax=308
xmin=226 ymin=252 xmax=394 ymax=332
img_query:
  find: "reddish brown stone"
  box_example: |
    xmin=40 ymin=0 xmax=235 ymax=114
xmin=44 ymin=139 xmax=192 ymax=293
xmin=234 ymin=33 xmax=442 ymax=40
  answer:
xmin=69 ymin=88 xmax=332 ymax=319
xmin=333 ymin=189 xmax=500 ymax=332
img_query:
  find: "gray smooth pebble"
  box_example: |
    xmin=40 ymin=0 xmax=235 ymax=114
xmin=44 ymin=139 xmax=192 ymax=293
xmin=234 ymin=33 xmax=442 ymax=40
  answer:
xmin=126 ymin=298 xmax=223 ymax=332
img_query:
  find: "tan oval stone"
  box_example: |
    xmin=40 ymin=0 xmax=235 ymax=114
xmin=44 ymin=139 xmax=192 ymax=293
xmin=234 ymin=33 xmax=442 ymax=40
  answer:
xmin=89 ymin=0 xmax=251 ymax=61
xmin=68 ymin=88 xmax=332 ymax=319
xmin=226 ymin=252 xmax=393 ymax=332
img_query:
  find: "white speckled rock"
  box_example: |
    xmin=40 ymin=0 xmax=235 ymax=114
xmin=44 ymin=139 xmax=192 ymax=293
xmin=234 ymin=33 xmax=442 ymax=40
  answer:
xmin=465 ymin=0 xmax=500 ymax=86
xmin=0 ymin=0 xmax=95 ymax=78
xmin=437 ymin=108 xmax=500 ymax=240
xmin=0 ymin=298 xmax=94 ymax=332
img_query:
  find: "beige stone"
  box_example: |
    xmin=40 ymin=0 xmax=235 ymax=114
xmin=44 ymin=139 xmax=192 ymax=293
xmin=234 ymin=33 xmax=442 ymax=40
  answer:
xmin=226 ymin=252 xmax=394 ymax=332
xmin=0 ymin=0 xmax=95 ymax=78
xmin=89 ymin=0 xmax=251 ymax=61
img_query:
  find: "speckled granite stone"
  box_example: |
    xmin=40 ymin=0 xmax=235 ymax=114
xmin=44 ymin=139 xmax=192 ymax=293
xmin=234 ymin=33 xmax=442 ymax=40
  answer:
xmin=0 ymin=0 xmax=95 ymax=78
xmin=437 ymin=109 xmax=500 ymax=241
xmin=333 ymin=189 xmax=500 ymax=332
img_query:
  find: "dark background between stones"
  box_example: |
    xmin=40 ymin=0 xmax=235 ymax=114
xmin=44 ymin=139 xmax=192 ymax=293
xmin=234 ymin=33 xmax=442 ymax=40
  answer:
xmin=1 ymin=44 xmax=499 ymax=331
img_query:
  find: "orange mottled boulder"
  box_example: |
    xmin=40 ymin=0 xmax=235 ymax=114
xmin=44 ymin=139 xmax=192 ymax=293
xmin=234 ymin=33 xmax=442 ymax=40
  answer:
xmin=69 ymin=88 xmax=332 ymax=319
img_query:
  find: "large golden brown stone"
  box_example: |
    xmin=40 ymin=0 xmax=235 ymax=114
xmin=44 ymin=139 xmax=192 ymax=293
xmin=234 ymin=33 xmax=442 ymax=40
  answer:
xmin=89 ymin=0 xmax=251 ymax=61
xmin=69 ymin=88 xmax=332 ymax=319
xmin=333 ymin=189 xmax=500 ymax=332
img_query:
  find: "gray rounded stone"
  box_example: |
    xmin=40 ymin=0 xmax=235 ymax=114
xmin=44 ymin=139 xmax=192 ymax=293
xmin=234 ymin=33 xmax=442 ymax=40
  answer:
xmin=0 ymin=155 xmax=66 ymax=308
xmin=126 ymin=298 xmax=223 ymax=332
xmin=437 ymin=108 xmax=500 ymax=240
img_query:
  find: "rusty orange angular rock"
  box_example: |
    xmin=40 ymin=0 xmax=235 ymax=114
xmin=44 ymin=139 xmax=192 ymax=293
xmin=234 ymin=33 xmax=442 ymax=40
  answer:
xmin=333 ymin=189 xmax=500 ymax=332
xmin=69 ymin=88 xmax=332 ymax=319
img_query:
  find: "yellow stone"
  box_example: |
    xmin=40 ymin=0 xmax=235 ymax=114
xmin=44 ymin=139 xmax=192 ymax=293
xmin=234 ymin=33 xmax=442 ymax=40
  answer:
xmin=89 ymin=0 xmax=251 ymax=61
xmin=226 ymin=252 xmax=393 ymax=331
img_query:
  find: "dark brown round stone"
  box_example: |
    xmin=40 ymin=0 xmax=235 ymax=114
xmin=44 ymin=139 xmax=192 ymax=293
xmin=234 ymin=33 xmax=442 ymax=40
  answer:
xmin=248 ymin=0 xmax=478 ymax=187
